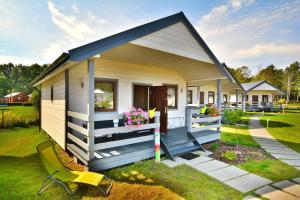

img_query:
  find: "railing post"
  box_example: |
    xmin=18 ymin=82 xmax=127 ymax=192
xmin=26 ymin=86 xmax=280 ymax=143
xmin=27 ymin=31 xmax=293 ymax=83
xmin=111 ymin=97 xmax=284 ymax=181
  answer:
xmin=87 ymin=59 xmax=95 ymax=161
xmin=217 ymin=79 xmax=222 ymax=132
xmin=154 ymin=111 xmax=160 ymax=163
xmin=187 ymin=108 xmax=192 ymax=133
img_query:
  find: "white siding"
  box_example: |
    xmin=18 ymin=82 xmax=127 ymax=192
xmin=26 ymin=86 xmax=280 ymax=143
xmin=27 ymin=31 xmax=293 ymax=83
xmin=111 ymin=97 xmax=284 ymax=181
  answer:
xmin=93 ymin=59 xmax=186 ymax=128
xmin=252 ymin=82 xmax=278 ymax=91
xmin=41 ymin=72 xmax=66 ymax=149
xmin=69 ymin=62 xmax=88 ymax=114
xmin=130 ymin=22 xmax=213 ymax=63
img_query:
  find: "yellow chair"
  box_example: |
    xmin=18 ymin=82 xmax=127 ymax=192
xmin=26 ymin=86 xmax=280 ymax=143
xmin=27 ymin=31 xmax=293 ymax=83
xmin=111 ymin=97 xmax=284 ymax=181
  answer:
xmin=36 ymin=140 xmax=112 ymax=196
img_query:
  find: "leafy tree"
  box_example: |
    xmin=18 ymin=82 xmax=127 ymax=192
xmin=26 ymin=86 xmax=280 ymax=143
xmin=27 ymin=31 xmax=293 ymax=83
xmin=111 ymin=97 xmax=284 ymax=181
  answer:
xmin=229 ymin=66 xmax=252 ymax=83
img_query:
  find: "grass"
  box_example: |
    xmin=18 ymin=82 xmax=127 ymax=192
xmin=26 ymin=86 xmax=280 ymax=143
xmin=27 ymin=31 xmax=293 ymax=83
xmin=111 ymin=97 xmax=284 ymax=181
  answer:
xmin=221 ymin=114 xmax=300 ymax=182
xmin=0 ymin=106 xmax=38 ymax=127
xmin=221 ymin=116 xmax=259 ymax=147
xmin=238 ymin=159 xmax=300 ymax=182
xmin=105 ymin=161 xmax=244 ymax=200
xmin=260 ymin=110 xmax=300 ymax=153
xmin=0 ymin=126 xmax=244 ymax=200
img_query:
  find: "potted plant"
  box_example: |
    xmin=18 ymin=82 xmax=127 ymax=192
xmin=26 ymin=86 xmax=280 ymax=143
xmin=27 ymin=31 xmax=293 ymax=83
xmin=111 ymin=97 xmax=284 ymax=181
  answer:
xmin=206 ymin=106 xmax=220 ymax=116
xmin=124 ymin=107 xmax=148 ymax=127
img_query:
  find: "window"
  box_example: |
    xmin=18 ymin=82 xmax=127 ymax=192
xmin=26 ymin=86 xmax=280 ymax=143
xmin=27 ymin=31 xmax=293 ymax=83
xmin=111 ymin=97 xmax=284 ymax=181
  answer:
xmin=51 ymin=86 xmax=54 ymax=102
xmin=166 ymin=85 xmax=178 ymax=109
xmin=262 ymin=95 xmax=269 ymax=103
xmin=245 ymin=95 xmax=249 ymax=101
xmin=133 ymin=84 xmax=149 ymax=110
xmin=187 ymin=90 xmax=193 ymax=104
xmin=94 ymin=80 xmax=116 ymax=112
xmin=208 ymin=91 xmax=214 ymax=104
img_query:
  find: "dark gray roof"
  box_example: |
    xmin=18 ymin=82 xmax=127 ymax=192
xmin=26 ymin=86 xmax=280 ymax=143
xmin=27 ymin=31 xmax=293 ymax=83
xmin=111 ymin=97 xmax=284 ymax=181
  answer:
xmin=32 ymin=12 xmax=232 ymax=85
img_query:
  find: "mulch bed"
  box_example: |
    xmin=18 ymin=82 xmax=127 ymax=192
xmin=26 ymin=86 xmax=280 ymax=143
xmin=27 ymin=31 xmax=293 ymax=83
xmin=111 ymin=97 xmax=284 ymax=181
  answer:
xmin=203 ymin=141 xmax=274 ymax=165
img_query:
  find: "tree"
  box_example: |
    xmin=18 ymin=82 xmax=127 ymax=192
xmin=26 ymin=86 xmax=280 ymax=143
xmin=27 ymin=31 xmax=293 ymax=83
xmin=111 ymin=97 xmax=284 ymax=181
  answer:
xmin=284 ymin=62 xmax=300 ymax=103
xmin=229 ymin=66 xmax=252 ymax=83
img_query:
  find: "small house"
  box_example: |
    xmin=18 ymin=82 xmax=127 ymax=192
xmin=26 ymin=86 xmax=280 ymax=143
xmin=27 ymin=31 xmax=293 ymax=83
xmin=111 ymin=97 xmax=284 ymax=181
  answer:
xmin=32 ymin=12 xmax=240 ymax=171
xmin=4 ymin=92 xmax=29 ymax=103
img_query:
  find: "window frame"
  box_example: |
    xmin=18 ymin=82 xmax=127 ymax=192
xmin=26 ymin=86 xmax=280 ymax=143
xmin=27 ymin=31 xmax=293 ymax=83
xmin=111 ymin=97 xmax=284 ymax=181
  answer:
xmin=208 ymin=91 xmax=215 ymax=104
xmin=94 ymin=79 xmax=117 ymax=112
xmin=187 ymin=90 xmax=193 ymax=104
xmin=165 ymin=84 xmax=178 ymax=109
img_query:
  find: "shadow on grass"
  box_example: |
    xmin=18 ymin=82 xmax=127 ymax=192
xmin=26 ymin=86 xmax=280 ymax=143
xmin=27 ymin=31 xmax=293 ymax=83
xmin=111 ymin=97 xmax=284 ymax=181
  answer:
xmin=260 ymin=119 xmax=293 ymax=128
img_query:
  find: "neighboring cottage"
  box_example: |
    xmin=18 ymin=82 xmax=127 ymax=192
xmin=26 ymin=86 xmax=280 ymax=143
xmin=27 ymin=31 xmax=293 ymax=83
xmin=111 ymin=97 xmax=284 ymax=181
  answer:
xmin=239 ymin=81 xmax=282 ymax=108
xmin=4 ymin=92 xmax=29 ymax=103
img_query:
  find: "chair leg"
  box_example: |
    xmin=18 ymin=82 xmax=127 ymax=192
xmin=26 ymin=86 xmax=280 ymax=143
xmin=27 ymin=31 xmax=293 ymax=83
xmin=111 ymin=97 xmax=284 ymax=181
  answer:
xmin=38 ymin=178 xmax=55 ymax=195
xmin=98 ymin=176 xmax=112 ymax=196
xmin=55 ymin=179 xmax=74 ymax=195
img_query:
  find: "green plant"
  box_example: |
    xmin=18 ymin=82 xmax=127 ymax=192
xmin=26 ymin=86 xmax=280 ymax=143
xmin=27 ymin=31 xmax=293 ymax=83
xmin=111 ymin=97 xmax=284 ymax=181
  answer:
xmin=210 ymin=142 xmax=220 ymax=151
xmin=222 ymin=151 xmax=237 ymax=162
xmin=223 ymin=109 xmax=244 ymax=125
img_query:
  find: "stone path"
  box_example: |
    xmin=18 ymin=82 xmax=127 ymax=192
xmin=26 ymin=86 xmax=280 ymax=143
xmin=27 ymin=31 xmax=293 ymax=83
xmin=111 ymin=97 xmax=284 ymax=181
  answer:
xmin=249 ymin=117 xmax=300 ymax=171
xmin=254 ymin=179 xmax=300 ymax=200
xmin=162 ymin=154 xmax=272 ymax=193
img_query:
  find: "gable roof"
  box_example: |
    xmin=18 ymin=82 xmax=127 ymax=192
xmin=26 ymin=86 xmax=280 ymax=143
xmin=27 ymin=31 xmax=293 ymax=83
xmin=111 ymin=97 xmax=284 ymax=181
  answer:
xmin=32 ymin=12 xmax=231 ymax=85
xmin=222 ymin=63 xmax=245 ymax=91
xmin=5 ymin=92 xmax=21 ymax=97
xmin=241 ymin=81 xmax=281 ymax=93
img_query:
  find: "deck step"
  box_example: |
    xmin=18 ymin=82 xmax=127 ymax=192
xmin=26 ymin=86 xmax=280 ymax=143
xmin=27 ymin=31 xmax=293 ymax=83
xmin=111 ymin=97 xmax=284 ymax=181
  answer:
xmin=169 ymin=143 xmax=200 ymax=156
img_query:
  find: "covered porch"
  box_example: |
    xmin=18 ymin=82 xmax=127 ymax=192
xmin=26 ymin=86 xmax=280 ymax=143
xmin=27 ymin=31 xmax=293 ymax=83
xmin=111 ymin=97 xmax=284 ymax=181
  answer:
xmin=65 ymin=41 xmax=230 ymax=171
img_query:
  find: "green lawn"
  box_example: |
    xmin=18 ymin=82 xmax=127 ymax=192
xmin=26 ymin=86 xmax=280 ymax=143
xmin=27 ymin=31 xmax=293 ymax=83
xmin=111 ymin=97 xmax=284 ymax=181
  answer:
xmin=0 ymin=127 xmax=244 ymax=200
xmin=238 ymin=159 xmax=300 ymax=182
xmin=221 ymin=114 xmax=300 ymax=181
xmin=1 ymin=106 xmax=38 ymax=127
xmin=221 ymin=116 xmax=259 ymax=147
xmin=260 ymin=110 xmax=300 ymax=153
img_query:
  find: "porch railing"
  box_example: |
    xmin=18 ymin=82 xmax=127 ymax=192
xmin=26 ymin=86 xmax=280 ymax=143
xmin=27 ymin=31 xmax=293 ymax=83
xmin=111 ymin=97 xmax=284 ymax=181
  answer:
xmin=186 ymin=108 xmax=221 ymax=133
xmin=66 ymin=110 xmax=160 ymax=164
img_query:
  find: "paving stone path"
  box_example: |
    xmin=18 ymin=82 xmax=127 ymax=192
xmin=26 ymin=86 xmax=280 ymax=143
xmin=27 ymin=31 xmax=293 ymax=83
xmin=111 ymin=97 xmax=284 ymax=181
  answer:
xmin=254 ymin=179 xmax=300 ymax=200
xmin=249 ymin=117 xmax=300 ymax=171
xmin=162 ymin=154 xmax=272 ymax=193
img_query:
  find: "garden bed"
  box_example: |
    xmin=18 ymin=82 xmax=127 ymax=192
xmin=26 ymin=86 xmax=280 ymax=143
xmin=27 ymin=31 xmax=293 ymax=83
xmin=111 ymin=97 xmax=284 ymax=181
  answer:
xmin=204 ymin=141 xmax=274 ymax=165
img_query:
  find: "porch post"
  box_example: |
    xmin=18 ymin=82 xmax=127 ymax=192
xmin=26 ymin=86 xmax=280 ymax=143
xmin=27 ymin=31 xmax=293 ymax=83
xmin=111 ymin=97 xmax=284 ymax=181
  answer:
xmin=243 ymin=92 xmax=246 ymax=112
xmin=235 ymin=89 xmax=238 ymax=108
xmin=217 ymin=79 xmax=221 ymax=132
xmin=87 ymin=59 xmax=95 ymax=162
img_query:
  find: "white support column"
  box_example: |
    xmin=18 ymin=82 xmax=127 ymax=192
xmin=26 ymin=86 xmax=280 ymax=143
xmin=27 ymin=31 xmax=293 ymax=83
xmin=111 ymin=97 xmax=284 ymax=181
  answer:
xmin=235 ymin=89 xmax=239 ymax=108
xmin=87 ymin=59 xmax=95 ymax=162
xmin=217 ymin=79 xmax=221 ymax=132
xmin=242 ymin=92 xmax=246 ymax=112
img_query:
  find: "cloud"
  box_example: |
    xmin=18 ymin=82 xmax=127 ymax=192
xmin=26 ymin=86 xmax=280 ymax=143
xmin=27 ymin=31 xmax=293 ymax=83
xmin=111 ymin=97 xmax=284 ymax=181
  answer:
xmin=195 ymin=0 xmax=300 ymax=71
xmin=235 ymin=43 xmax=300 ymax=58
xmin=0 ymin=54 xmax=39 ymax=65
xmin=48 ymin=1 xmax=94 ymax=40
xmin=71 ymin=4 xmax=80 ymax=13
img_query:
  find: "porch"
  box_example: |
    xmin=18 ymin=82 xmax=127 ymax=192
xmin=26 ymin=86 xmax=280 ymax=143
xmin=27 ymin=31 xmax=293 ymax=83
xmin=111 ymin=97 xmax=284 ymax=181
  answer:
xmin=66 ymin=107 xmax=221 ymax=171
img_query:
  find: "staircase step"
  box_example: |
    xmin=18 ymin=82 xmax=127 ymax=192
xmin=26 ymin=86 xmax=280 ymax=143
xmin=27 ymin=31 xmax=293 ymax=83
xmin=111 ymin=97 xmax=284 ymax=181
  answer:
xmin=170 ymin=143 xmax=200 ymax=156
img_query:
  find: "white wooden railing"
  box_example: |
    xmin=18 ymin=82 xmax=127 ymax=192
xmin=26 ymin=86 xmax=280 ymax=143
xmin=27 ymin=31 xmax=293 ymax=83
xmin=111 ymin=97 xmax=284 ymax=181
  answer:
xmin=186 ymin=108 xmax=221 ymax=133
xmin=66 ymin=110 xmax=160 ymax=163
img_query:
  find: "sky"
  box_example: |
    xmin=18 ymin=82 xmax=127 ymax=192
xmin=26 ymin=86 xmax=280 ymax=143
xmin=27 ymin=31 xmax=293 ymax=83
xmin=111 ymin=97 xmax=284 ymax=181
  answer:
xmin=0 ymin=0 xmax=299 ymax=74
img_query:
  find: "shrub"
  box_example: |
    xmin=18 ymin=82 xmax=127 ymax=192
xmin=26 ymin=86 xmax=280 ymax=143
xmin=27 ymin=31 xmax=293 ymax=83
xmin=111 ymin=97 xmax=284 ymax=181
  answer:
xmin=223 ymin=109 xmax=244 ymax=125
xmin=210 ymin=142 xmax=220 ymax=151
xmin=222 ymin=151 xmax=237 ymax=162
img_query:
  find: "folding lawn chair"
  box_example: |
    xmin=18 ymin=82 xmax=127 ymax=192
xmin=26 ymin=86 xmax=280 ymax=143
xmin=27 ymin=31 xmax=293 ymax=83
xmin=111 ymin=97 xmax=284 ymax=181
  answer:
xmin=36 ymin=140 xmax=112 ymax=196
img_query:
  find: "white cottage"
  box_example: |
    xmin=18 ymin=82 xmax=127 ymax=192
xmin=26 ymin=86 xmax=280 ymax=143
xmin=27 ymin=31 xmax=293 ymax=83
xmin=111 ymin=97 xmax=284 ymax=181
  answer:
xmin=239 ymin=81 xmax=282 ymax=108
xmin=32 ymin=12 xmax=241 ymax=171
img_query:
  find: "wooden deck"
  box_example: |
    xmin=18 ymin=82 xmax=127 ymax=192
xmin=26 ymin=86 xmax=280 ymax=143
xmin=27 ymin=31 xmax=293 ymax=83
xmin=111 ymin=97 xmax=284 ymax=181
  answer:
xmin=88 ymin=127 xmax=219 ymax=171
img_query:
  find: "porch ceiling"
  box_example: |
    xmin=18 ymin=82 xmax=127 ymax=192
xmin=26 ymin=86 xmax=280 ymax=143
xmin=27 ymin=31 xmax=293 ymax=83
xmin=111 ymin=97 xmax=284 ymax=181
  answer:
xmin=187 ymin=79 xmax=243 ymax=92
xmin=100 ymin=43 xmax=226 ymax=81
